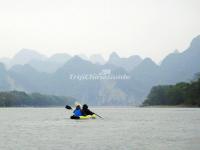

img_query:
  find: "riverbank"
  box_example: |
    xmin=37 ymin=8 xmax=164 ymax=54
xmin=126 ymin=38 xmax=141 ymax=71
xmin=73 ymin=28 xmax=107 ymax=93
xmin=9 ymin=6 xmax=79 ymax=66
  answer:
xmin=140 ymin=104 xmax=199 ymax=108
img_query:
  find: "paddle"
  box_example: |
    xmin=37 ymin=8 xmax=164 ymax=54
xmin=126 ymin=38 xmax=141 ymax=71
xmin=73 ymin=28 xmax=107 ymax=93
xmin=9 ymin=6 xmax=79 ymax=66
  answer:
xmin=94 ymin=113 xmax=103 ymax=119
xmin=65 ymin=105 xmax=72 ymax=110
xmin=65 ymin=105 xmax=103 ymax=119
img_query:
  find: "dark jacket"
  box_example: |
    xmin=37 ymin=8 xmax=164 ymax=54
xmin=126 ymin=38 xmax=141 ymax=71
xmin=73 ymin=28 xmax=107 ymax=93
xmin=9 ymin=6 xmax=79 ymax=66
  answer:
xmin=82 ymin=104 xmax=94 ymax=116
xmin=82 ymin=108 xmax=94 ymax=116
xmin=81 ymin=104 xmax=94 ymax=116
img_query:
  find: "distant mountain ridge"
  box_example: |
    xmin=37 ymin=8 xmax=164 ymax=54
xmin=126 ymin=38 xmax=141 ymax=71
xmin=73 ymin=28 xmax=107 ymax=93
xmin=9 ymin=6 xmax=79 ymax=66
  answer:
xmin=159 ymin=35 xmax=200 ymax=84
xmin=11 ymin=48 xmax=47 ymax=65
xmin=1 ymin=49 xmax=72 ymax=73
xmin=1 ymin=49 xmax=144 ymax=73
xmin=107 ymin=52 xmax=142 ymax=71
xmin=0 ymin=35 xmax=200 ymax=105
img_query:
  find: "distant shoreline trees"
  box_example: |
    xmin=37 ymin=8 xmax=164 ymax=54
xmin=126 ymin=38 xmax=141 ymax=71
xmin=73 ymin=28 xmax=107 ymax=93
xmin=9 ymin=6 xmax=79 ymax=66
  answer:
xmin=143 ymin=74 xmax=200 ymax=107
xmin=0 ymin=91 xmax=75 ymax=107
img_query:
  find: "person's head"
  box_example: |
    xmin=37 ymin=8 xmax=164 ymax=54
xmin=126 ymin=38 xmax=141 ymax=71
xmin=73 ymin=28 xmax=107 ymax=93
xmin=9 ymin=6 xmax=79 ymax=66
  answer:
xmin=75 ymin=102 xmax=81 ymax=109
xmin=76 ymin=105 xmax=81 ymax=110
xmin=83 ymin=104 xmax=88 ymax=109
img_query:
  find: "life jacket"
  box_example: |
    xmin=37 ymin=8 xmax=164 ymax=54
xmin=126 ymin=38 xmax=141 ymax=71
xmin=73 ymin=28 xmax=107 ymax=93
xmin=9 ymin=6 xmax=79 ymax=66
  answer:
xmin=73 ymin=109 xmax=82 ymax=117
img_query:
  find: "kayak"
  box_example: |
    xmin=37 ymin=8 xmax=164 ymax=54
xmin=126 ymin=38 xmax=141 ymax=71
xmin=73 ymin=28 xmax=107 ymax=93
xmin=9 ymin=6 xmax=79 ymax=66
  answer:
xmin=80 ymin=114 xmax=96 ymax=119
xmin=70 ymin=114 xmax=96 ymax=119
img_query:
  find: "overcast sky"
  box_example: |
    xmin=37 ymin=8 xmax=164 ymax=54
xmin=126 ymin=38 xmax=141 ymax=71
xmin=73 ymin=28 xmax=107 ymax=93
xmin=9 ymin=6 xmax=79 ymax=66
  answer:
xmin=0 ymin=0 xmax=200 ymax=62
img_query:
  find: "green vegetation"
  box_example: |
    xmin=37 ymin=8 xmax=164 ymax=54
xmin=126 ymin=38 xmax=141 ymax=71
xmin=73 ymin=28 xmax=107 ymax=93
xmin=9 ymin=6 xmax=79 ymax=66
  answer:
xmin=0 ymin=91 xmax=75 ymax=107
xmin=143 ymin=74 xmax=200 ymax=107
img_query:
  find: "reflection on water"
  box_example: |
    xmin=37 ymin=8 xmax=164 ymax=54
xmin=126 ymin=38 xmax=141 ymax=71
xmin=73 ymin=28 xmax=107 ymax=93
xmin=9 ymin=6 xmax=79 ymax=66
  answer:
xmin=0 ymin=107 xmax=200 ymax=150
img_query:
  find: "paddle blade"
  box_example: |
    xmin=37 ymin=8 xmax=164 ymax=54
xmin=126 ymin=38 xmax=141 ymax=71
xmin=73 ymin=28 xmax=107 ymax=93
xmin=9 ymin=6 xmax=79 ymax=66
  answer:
xmin=95 ymin=113 xmax=103 ymax=119
xmin=65 ymin=105 xmax=72 ymax=110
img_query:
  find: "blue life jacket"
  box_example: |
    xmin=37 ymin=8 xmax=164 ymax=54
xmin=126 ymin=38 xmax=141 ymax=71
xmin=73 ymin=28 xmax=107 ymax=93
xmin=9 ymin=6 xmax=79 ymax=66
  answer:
xmin=73 ymin=109 xmax=82 ymax=117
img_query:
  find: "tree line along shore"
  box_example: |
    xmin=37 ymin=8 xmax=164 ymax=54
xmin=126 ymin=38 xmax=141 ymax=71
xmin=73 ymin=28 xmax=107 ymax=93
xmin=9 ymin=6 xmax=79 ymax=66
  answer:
xmin=0 ymin=91 xmax=75 ymax=107
xmin=143 ymin=75 xmax=200 ymax=107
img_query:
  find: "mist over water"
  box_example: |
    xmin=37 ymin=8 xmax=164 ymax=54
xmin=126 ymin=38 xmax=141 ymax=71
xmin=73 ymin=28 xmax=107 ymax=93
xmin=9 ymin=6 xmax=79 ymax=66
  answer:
xmin=0 ymin=107 xmax=199 ymax=150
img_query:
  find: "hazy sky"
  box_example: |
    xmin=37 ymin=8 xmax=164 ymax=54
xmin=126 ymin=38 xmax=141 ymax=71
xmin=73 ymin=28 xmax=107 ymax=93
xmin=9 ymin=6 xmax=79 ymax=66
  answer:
xmin=0 ymin=0 xmax=200 ymax=62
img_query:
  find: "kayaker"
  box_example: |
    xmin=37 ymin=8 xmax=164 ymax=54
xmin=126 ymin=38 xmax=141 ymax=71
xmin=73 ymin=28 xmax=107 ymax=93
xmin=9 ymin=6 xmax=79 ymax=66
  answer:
xmin=70 ymin=103 xmax=82 ymax=119
xmin=81 ymin=104 xmax=94 ymax=116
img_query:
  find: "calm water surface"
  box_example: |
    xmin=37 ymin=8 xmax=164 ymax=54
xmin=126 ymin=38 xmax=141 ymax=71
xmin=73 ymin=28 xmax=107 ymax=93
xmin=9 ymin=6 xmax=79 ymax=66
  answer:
xmin=0 ymin=107 xmax=200 ymax=150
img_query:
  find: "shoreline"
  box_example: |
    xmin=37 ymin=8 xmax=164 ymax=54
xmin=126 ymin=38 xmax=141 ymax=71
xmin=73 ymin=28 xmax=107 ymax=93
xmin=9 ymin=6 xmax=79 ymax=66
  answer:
xmin=140 ymin=105 xmax=199 ymax=108
xmin=0 ymin=105 xmax=199 ymax=108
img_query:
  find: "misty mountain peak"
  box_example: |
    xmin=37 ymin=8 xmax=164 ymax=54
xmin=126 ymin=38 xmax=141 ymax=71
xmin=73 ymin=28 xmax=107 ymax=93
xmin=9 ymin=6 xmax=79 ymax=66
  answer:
xmin=109 ymin=52 xmax=120 ymax=60
xmin=161 ymin=49 xmax=181 ymax=67
xmin=78 ymin=54 xmax=89 ymax=60
xmin=190 ymin=35 xmax=200 ymax=49
xmin=71 ymin=55 xmax=85 ymax=62
xmin=173 ymin=49 xmax=179 ymax=54
xmin=108 ymin=52 xmax=120 ymax=65
xmin=65 ymin=55 xmax=91 ymax=66
xmin=56 ymin=55 xmax=99 ymax=74
xmin=131 ymin=57 xmax=158 ymax=75
xmin=12 ymin=49 xmax=46 ymax=65
xmin=15 ymin=49 xmax=46 ymax=59
xmin=142 ymin=58 xmax=157 ymax=66
xmin=108 ymin=52 xmax=143 ymax=71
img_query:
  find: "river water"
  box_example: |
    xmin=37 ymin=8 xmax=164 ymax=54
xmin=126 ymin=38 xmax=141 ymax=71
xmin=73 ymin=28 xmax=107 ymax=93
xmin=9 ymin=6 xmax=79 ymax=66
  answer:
xmin=0 ymin=107 xmax=199 ymax=150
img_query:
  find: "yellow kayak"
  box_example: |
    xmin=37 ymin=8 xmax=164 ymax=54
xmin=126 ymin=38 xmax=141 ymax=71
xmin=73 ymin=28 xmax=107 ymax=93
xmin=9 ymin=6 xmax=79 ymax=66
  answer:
xmin=70 ymin=114 xmax=96 ymax=119
xmin=79 ymin=114 xmax=96 ymax=119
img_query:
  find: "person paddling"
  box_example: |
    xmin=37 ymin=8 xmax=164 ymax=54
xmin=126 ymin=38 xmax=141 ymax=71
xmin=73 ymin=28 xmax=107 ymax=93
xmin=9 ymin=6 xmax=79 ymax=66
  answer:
xmin=81 ymin=104 xmax=94 ymax=116
xmin=70 ymin=103 xmax=82 ymax=119
xmin=66 ymin=103 xmax=103 ymax=119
